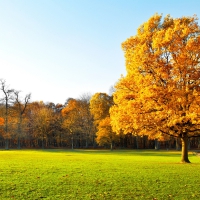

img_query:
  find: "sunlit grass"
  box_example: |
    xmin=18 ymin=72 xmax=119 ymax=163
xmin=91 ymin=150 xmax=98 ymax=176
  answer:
xmin=0 ymin=149 xmax=200 ymax=199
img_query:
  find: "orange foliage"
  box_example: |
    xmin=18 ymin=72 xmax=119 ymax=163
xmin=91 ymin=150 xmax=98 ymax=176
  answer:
xmin=110 ymin=14 xmax=200 ymax=145
xmin=90 ymin=93 xmax=118 ymax=148
xmin=90 ymin=93 xmax=113 ymax=124
xmin=96 ymin=117 xmax=119 ymax=147
xmin=0 ymin=117 xmax=4 ymax=125
xmin=62 ymin=99 xmax=77 ymax=116
xmin=62 ymin=98 xmax=94 ymax=136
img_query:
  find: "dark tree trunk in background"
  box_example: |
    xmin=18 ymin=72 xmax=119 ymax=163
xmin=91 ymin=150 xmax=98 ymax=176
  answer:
xmin=155 ymin=139 xmax=160 ymax=150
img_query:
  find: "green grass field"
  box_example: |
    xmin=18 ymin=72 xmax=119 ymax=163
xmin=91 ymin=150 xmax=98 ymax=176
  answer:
xmin=0 ymin=149 xmax=199 ymax=200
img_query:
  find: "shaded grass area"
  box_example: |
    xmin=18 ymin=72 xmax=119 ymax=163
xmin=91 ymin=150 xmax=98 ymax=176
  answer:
xmin=0 ymin=149 xmax=200 ymax=199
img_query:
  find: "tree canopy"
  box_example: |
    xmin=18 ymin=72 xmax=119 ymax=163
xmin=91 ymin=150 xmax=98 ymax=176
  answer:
xmin=90 ymin=93 xmax=118 ymax=149
xmin=110 ymin=14 xmax=200 ymax=163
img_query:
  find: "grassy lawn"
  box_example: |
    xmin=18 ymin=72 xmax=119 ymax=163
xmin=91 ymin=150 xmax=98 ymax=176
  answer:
xmin=0 ymin=149 xmax=200 ymax=200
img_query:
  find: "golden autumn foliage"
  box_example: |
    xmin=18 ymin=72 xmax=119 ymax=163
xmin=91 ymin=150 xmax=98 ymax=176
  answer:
xmin=90 ymin=93 xmax=113 ymax=124
xmin=110 ymin=14 xmax=200 ymax=162
xmin=33 ymin=106 xmax=54 ymax=148
xmin=62 ymin=99 xmax=77 ymax=116
xmin=62 ymin=98 xmax=94 ymax=143
xmin=90 ymin=93 xmax=118 ymax=148
xmin=62 ymin=97 xmax=95 ymax=149
xmin=96 ymin=117 xmax=119 ymax=149
xmin=62 ymin=99 xmax=81 ymax=132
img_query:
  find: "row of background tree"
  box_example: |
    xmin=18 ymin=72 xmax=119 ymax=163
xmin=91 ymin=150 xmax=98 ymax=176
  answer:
xmin=0 ymin=79 xmax=199 ymax=150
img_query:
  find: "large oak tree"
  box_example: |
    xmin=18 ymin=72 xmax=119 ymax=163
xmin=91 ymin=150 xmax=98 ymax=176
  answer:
xmin=110 ymin=14 xmax=200 ymax=163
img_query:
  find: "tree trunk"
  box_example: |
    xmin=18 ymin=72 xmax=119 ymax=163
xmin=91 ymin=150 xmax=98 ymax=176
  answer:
xmin=17 ymin=115 xmax=22 ymax=149
xmin=71 ymin=135 xmax=74 ymax=150
xmin=198 ymin=138 xmax=200 ymax=149
xmin=42 ymin=135 xmax=44 ymax=149
xmin=188 ymin=138 xmax=190 ymax=150
xmin=181 ymin=134 xmax=190 ymax=163
xmin=176 ymin=137 xmax=181 ymax=150
xmin=46 ymin=138 xmax=48 ymax=148
xmin=135 ymin=136 xmax=139 ymax=149
xmin=155 ymin=139 xmax=160 ymax=150
xmin=17 ymin=137 xmax=21 ymax=149
xmin=59 ymin=133 xmax=62 ymax=147
xmin=5 ymin=106 xmax=9 ymax=150
xmin=85 ymin=135 xmax=88 ymax=148
xmin=5 ymin=139 xmax=9 ymax=150
xmin=110 ymin=141 xmax=113 ymax=151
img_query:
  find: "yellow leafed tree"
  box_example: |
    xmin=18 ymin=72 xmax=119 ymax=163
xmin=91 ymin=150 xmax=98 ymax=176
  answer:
xmin=62 ymin=99 xmax=81 ymax=149
xmin=110 ymin=14 xmax=200 ymax=163
xmin=62 ymin=98 xmax=95 ymax=149
xmin=90 ymin=93 xmax=113 ymax=124
xmin=90 ymin=93 xmax=119 ymax=149
xmin=96 ymin=117 xmax=119 ymax=150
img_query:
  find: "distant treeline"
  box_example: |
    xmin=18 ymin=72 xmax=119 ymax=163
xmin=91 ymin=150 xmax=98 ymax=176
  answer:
xmin=0 ymin=79 xmax=199 ymax=150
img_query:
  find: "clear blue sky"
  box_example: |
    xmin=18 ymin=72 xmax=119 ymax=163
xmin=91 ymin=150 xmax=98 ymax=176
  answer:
xmin=0 ymin=0 xmax=200 ymax=104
